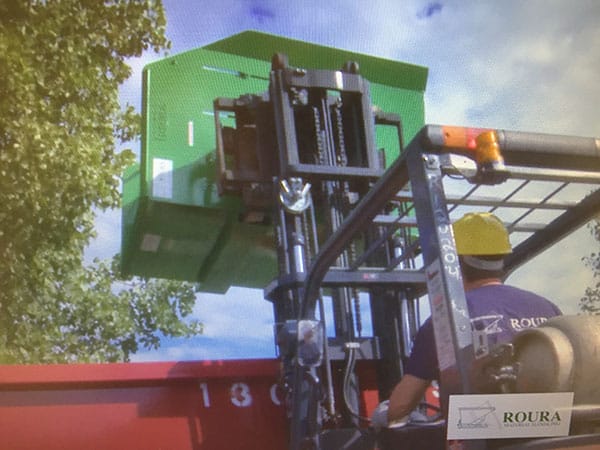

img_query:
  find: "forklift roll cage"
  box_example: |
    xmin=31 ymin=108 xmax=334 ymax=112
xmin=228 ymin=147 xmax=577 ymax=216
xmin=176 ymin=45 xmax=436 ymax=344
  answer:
xmin=301 ymin=125 xmax=600 ymax=449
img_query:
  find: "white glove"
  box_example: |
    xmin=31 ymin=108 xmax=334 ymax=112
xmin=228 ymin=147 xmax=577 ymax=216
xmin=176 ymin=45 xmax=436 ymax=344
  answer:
xmin=370 ymin=400 xmax=389 ymax=429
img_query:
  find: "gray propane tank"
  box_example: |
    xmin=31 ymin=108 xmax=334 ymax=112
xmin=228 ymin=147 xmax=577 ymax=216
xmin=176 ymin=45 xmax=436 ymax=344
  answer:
xmin=512 ymin=315 xmax=600 ymax=405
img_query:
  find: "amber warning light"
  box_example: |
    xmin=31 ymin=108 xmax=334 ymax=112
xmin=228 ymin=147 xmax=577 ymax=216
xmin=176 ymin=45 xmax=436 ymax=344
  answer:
xmin=441 ymin=126 xmax=491 ymax=150
xmin=441 ymin=126 xmax=508 ymax=184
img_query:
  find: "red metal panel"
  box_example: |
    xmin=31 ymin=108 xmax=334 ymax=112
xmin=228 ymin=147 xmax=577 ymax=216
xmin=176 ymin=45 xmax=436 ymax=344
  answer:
xmin=0 ymin=359 xmax=288 ymax=450
xmin=0 ymin=359 xmax=385 ymax=449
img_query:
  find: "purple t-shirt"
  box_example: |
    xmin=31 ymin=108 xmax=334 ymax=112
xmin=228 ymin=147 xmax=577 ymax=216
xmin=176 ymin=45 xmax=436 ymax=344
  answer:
xmin=405 ymin=284 xmax=562 ymax=381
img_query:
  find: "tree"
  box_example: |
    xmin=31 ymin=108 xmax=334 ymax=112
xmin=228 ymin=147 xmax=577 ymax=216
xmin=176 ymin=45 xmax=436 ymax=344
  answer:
xmin=580 ymin=220 xmax=600 ymax=315
xmin=6 ymin=256 xmax=203 ymax=363
xmin=0 ymin=0 xmax=201 ymax=363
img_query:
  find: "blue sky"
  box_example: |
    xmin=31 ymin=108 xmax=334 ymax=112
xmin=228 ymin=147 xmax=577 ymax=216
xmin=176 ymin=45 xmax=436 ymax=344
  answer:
xmin=86 ymin=0 xmax=600 ymax=361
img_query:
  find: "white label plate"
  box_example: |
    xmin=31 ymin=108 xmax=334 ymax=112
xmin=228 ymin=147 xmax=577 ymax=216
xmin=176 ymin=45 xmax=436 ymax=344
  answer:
xmin=447 ymin=392 xmax=574 ymax=440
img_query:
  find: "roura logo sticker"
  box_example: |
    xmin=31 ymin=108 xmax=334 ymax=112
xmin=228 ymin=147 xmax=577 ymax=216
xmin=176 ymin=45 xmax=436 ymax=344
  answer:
xmin=447 ymin=393 xmax=573 ymax=440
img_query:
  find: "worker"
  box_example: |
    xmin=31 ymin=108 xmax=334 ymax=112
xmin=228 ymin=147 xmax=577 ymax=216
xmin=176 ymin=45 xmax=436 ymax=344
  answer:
xmin=371 ymin=212 xmax=562 ymax=428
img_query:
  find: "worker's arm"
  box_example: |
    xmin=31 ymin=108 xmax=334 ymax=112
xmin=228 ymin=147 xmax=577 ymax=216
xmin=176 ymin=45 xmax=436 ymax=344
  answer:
xmin=371 ymin=319 xmax=436 ymax=428
xmin=387 ymin=374 xmax=430 ymax=422
xmin=386 ymin=318 xmax=436 ymax=422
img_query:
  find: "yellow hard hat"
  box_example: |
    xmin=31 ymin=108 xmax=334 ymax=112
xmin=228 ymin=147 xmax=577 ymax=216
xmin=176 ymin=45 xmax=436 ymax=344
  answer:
xmin=452 ymin=212 xmax=512 ymax=255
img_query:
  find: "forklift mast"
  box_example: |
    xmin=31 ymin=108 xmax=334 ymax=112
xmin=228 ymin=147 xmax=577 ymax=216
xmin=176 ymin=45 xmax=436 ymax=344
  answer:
xmin=214 ymin=53 xmax=600 ymax=450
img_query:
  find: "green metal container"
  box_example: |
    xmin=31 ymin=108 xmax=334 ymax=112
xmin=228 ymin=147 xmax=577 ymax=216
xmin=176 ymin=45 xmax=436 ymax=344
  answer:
xmin=121 ymin=31 xmax=428 ymax=293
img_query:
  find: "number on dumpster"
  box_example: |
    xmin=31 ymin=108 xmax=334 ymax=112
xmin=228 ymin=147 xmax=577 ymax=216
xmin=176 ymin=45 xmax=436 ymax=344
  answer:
xmin=231 ymin=382 xmax=253 ymax=407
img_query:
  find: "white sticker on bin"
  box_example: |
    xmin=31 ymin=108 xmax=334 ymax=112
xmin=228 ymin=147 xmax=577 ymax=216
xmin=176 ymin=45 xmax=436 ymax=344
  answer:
xmin=152 ymin=157 xmax=173 ymax=199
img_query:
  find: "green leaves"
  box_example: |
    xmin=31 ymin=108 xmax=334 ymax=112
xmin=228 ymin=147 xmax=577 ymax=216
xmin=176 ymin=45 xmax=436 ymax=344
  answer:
xmin=11 ymin=256 xmax=203 ymax=364
xmin=580 ymin=220 xmax=600 ymax=315
xmin=0 ymin=0 xmax=201 ymax=364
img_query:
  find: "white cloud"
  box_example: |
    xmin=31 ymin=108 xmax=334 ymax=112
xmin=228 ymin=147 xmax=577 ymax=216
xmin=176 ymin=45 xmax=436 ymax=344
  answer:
xmin=192 ymin=287 xmax=274 ymax=341
xmin=131 ymin=287 xmax=277 ymax=362
xmin=131 ymin=334 xmax=276 ymax=362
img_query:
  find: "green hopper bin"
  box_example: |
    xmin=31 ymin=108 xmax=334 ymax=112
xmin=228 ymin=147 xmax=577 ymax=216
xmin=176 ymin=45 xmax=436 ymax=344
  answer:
xmin=121 ymin=31 xmax=428 ymax=293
